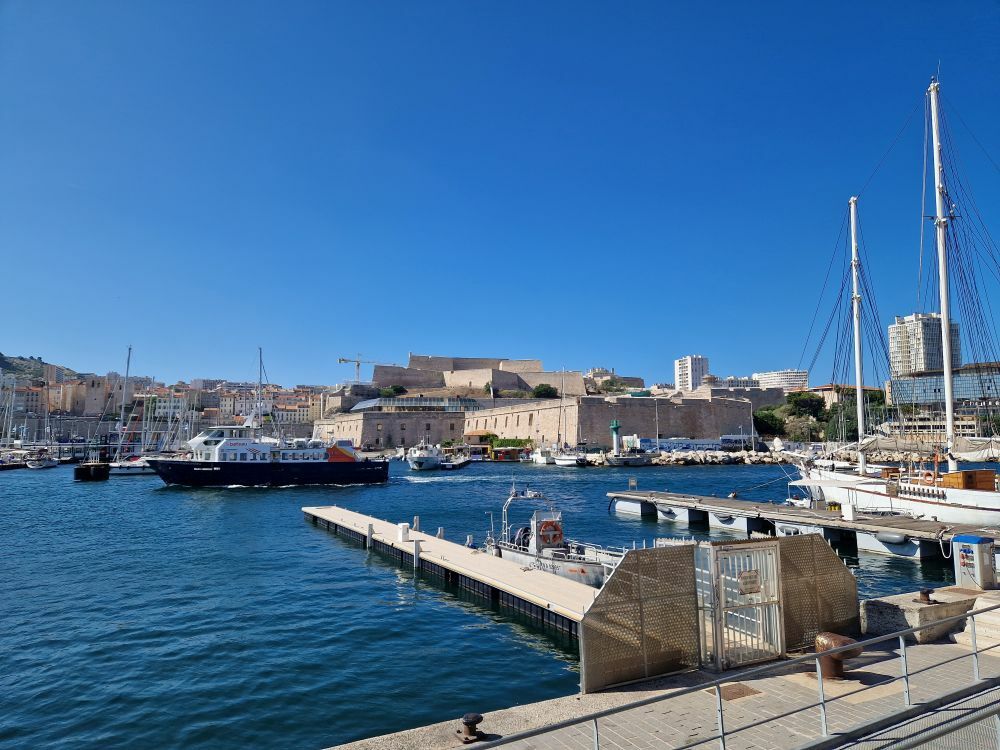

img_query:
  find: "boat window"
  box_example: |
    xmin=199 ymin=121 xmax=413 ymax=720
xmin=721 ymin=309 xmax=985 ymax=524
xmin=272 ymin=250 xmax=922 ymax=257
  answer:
xmin=240 ymin=453 xmax=247 ymax=461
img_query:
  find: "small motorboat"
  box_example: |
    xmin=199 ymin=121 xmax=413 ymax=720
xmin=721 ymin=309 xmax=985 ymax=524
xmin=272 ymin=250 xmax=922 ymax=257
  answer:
xmin=440 ymin=453 xmax=472 ymax=470
xmin=108 ymin=455 xmax=158 ymax=476
xmin=483 ymin=485 xmax=627 ymax=587
xmin=26 ymin=452 xmax=59 ymax=469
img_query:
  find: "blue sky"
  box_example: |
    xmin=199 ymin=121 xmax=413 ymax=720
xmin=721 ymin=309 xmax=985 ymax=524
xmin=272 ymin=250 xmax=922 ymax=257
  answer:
xmin=2 ymin=1 xmax=999 ymax=387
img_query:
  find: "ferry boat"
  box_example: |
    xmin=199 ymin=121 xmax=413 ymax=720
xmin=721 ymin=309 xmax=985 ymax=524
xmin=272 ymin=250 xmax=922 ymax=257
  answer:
xmin=146 ymin=426 xmax=388 ymax=487
xmin=483 ymin=486 xmax=626 ymax=587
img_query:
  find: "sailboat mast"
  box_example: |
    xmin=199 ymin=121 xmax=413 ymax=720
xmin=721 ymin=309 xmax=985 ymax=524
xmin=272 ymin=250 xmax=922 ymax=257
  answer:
xmin=116 ymin=345 xmax=132 ymax=460
xmin=928 ymin=79 xmax=958 ymax=471
xmin=849 ymin=197 xmax=867 ymax=475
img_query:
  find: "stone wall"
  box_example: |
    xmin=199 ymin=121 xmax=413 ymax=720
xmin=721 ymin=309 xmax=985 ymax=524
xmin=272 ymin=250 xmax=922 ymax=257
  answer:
xmin=518 ymin=371 xmax=587 ymax=397
xmin=497 ymin=359 xmax=544 ymax=373
xmin=464 ymin=396 xmax=756 ymax=449
xmin=371 ymin=365 xmax=445 ymax=390
xmin=313 ymin=410 xmax=466 ymax=448
xmin=442 ymin=368 xmax=522 ymax=392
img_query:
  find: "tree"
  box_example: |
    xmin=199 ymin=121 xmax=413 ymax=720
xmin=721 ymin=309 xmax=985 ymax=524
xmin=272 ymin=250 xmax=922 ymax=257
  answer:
xmin=753 ymin=409 xmax=786 ymax=436
xmin=483 ymin=382 xmax=493 ymax=395
xmin=531 ymin=383 xmax=559 ymax=399
xmin=379 ymin=385 xmax=407 ymax=397
xmin=785 ymin=415 xmax=818 ymax=442
xmin=786 ymin=392 xmax=827 ymax=420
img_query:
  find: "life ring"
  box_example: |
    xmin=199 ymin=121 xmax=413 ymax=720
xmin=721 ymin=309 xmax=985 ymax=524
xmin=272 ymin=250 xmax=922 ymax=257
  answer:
xmin=922 ymin=471 xmax=935 ymax=486
xmin=538 ymin=520 xmax=563 ymax=545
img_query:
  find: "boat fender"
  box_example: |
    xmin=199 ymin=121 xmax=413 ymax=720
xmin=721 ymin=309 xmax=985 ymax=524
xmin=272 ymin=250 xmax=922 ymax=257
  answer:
xmin=875 ymin=532 xmax=909 ymax=545
xmin=922 ymin=471 xmax=935 ymax=486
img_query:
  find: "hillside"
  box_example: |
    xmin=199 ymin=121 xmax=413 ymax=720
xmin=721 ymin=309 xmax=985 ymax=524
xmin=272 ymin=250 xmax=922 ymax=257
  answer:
xmin=0 ymin=353 xmax=77 ymax=380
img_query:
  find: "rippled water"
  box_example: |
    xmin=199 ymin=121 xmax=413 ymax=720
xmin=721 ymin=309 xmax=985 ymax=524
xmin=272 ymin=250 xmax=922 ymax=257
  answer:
xmin=1 ymin=461 xmax=955 ymax=748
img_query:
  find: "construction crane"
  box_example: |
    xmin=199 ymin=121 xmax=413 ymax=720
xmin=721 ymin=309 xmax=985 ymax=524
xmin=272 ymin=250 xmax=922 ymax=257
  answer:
xmin=337 ymin=354 xmax=382 ymax=383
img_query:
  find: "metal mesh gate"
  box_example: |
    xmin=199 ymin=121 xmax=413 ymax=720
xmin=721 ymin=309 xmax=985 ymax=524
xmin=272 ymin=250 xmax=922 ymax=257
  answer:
xmin=696 ymin=539 xmax=784 ymax=670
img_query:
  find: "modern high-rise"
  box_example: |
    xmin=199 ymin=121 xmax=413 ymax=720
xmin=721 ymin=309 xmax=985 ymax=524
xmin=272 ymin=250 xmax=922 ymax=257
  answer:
xmin=888 ymin=313 xmax=961 ymax=377
xmin=674 ymin=355 xmax=709 ymax=391
xmin=752 ymin=369 xmax=809 ymax=393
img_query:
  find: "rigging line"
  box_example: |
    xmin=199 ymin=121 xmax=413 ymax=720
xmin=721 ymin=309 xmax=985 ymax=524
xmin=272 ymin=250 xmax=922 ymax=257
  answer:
xmin=797 ymin=207 xmax=849 ymax=371
xmin=942 ymin=92 xmax=1000 ymax=176
xmin=857 ymin=95 xmax=924 ymax=198
xmin=917 ymin=94 xmax=930 ymax=311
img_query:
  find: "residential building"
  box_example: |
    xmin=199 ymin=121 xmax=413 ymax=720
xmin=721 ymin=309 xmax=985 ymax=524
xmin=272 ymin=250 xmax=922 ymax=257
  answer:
xmin=752 ymin=370 xmax=809 ymax=393
xmin=810 ymin=383 xmax=884 ymax=409
xmin=674 ymin=355 xmax=709 ymax=391
xmin=888 ymin=313 xmax=961 ymax=377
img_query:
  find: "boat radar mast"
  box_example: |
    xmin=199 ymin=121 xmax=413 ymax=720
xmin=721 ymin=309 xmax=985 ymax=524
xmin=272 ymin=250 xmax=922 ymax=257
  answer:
xmin=928 ymin=78 xmax=958 ymax=472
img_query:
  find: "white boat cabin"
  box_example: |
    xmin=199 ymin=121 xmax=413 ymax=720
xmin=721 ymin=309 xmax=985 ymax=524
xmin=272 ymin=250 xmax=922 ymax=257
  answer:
xmin=186 ymin=426 xmax=332 ymax=463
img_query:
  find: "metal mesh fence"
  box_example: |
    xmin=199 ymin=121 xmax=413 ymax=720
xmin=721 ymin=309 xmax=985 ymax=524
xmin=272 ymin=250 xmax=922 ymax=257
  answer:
xmin=779 ymin=534 xmax=859 ymax=650
xmin=579 ymin=545 xmax=700 ymax=693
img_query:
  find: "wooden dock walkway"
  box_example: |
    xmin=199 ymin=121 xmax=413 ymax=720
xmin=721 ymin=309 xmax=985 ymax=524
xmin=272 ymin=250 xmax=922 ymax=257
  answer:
xmin=608 ymin=489 xmax=1000 ymax=560
xmin=302 ymin=505 xmax=597 ymax=633
xmin=607 ymin=490 xmax=1000 ymax=540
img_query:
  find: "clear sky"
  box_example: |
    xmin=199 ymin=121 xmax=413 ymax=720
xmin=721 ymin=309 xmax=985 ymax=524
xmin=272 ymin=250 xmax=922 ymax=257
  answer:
xmin=2 ymin=1 xmax=999 ymax=387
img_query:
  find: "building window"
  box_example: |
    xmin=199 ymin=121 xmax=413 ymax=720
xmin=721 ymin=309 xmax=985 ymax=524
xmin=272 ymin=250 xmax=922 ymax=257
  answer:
xmin=425 ymin=423 xmax=431 ymax=431
xmin=449 ymin=423 xmax=455 ymax=431
xmin=400 ymin=423 xmax=406 ymax=431
xmin=376 ymin=423 xmax=383 ymax=431
xmin=504 ymin=416 xmax=509 ymax=427
xmin=528 ymin=414 xmax=533 ymax=426
xmin=516 ymin=415 xmax=520 ymax=426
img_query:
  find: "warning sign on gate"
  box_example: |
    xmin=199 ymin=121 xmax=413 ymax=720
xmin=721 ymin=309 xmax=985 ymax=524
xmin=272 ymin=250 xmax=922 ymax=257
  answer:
xmin=737 ymin=569 xmax=761 ymax=595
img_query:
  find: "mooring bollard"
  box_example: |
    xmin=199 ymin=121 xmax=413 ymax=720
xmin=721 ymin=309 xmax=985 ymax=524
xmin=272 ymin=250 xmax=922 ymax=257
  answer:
xmin=815 ymin=632 xmax=864 ymax=680
xmin=412 ymin=515 xmax=420 ymax=532
xmin=413 ymin=539 xmax=421 ymax=571
xmin=457 ymin=712 xmax=484 ymax=744
xmin=366 ymin=523 xmax=373 ymax=548
xmin=437 ymin=527 xmax=444 ymax=538
xmin=398 ymin=523 xmax=410 ymax=543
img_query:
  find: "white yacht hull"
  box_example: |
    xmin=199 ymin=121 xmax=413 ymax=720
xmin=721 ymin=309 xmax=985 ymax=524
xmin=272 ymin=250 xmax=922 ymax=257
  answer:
xmin=800 ymin=465 xmax=1000 ymax=526
xmin=408 ymin=456 xmax=441 ymax=471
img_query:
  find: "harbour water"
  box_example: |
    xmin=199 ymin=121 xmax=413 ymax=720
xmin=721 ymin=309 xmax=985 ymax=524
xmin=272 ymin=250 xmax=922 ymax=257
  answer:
xmin=2 ymin=461 xmax=956 ymax=749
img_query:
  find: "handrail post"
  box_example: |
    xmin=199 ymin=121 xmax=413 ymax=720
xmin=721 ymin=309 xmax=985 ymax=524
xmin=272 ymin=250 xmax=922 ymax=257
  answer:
xmin=815 ymin=657 xmax=829 ymax=736
xmin=970 ymin=614 xmax=981 ymax=681
xmin=899 ymin=635 xmax=911 ymax=706
xmin=715 ymin=684 xmax=727 ymax=750
xmin=592 ymin=718 xmax=600 ymax=750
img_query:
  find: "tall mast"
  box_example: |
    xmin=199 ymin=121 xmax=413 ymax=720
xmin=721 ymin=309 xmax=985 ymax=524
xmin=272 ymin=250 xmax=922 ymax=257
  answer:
xmin=116 ymin=345 xmax=132 ymax=460
xmin=257 ymin=347 xmax=264 ymax=433
xmin=849 ymin=197 xmax=867 ymax=476
xmin=928 ymin=79 xmax=958 ymax=471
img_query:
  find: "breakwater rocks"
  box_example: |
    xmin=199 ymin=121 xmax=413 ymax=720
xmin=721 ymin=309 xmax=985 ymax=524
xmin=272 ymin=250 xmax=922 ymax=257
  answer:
xmin=588 ymin=450 xmax=791 ymax=466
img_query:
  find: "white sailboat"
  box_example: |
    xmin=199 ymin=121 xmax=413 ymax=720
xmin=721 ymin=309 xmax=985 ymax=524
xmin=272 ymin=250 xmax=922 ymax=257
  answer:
xmin=108 ymin=346 xmax=156 ymax=476
xmin=795 ymin=79 xmax=1000 ymax=526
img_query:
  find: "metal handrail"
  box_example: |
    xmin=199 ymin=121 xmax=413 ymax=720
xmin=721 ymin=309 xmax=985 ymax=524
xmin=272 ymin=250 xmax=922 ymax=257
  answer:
xmin=474 ymin=598 xmax=1000 ymax=749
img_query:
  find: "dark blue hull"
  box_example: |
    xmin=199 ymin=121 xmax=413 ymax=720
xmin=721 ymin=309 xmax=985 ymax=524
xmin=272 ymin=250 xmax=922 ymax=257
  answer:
xmin=146 ymin=458 xmax=389 ymax=487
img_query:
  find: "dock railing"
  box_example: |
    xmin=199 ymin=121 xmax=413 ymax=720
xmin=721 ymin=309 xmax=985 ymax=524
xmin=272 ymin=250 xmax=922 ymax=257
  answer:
xmin=475 ymin=599 xmax=1000 ymax=750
